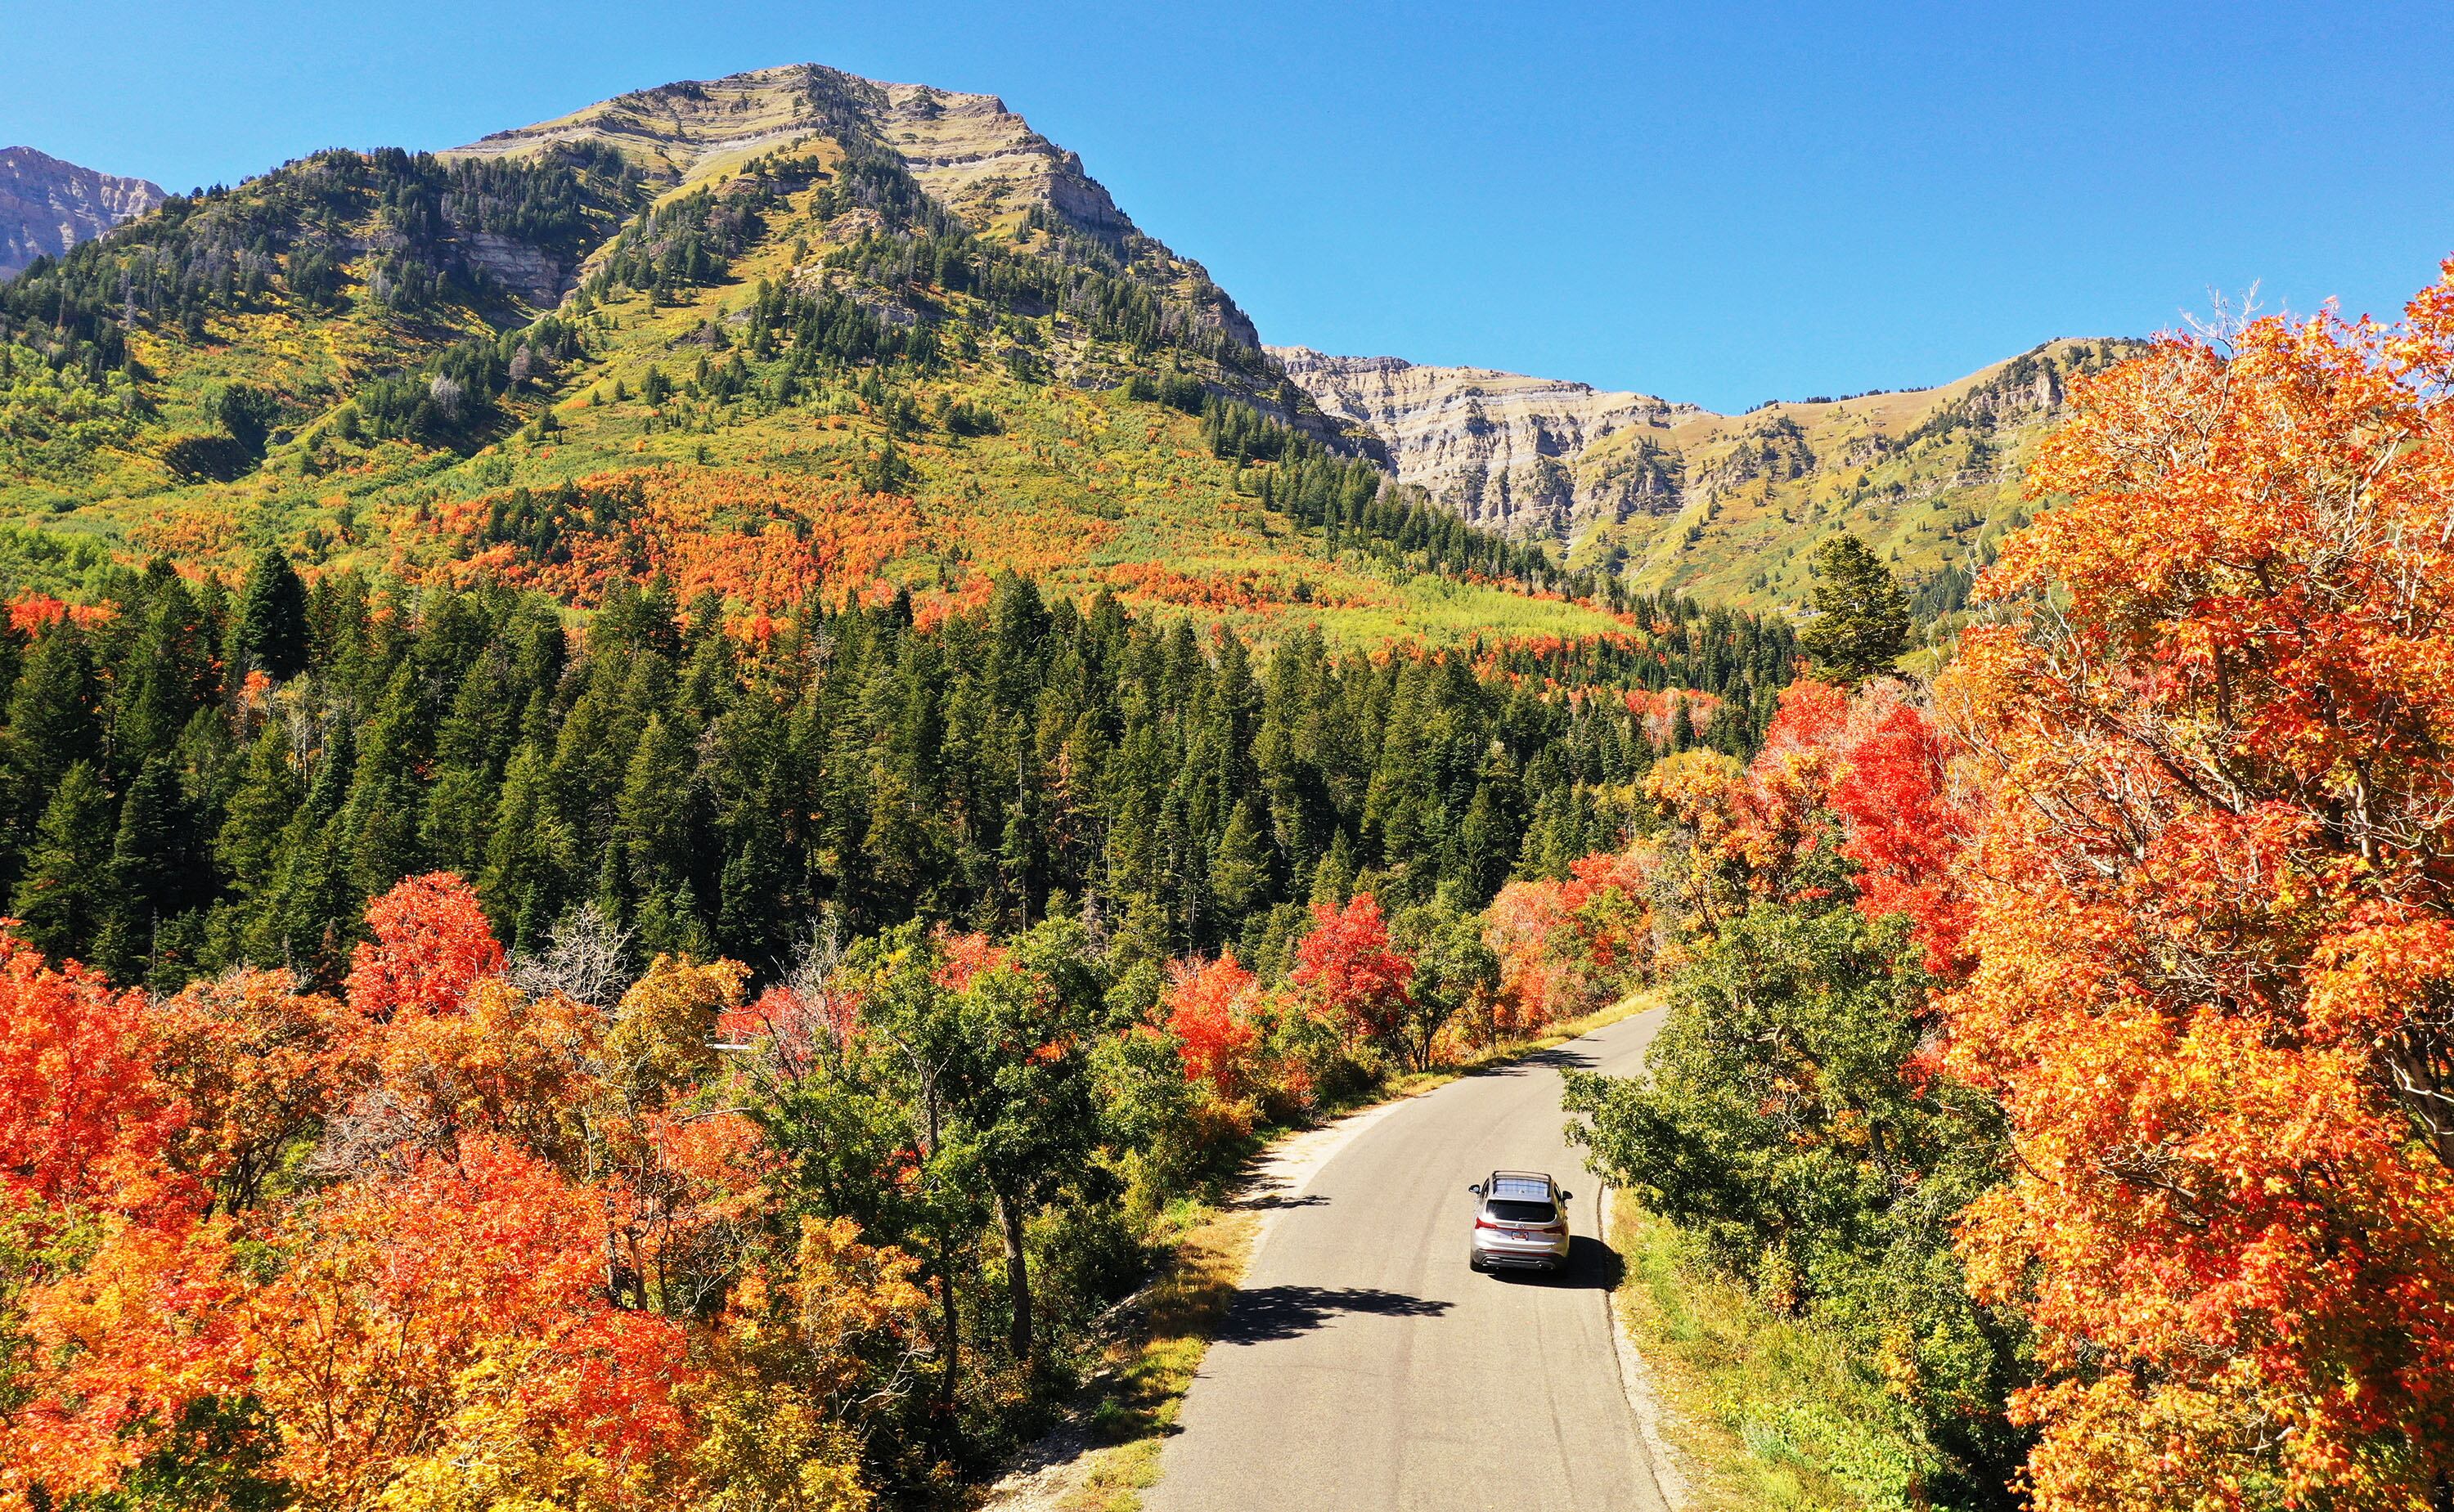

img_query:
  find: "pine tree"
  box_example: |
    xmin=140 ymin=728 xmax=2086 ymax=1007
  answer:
xmin=1209 ymin=798 xmax=1274 ymax=918
xmin=216 ymin=722 xmax=304 ymax=900
xmin=481 ymin=743 xmax=576 ymax=953
xmin=615 ymin=712 xmax=699 ymax=900
xmin=6 ymin=621 xmax=102 ymax=792
xmin=1798 ymin=532 xmax=1911 ymax=684
xmin=100 ymin=756 xmax=206 ymax=976
xmin=231 ymin=546 xmax=310 ymax=680
xmin=1311 ymin=828 xmax=1357 ymax=907
xmin=112 ymin=572 xmax=220 ymax=770
xmin=11 ymin=760 xmax=115 ymax=961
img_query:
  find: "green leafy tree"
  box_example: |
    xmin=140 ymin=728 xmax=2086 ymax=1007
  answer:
xmin=1563 ymin=903 xmax=2026 ymax=1501
xmin=1390 ymin=901 xmax=1499 ymax=1071
xmin=1797 ymin=532 xmax=1910 ymax=684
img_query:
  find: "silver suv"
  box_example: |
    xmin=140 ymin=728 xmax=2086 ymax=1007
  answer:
xmin=1467 ymin=1170 xmax=1572 ymax=1273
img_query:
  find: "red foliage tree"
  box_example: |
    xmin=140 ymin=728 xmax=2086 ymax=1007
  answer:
xmin=0 ymin=933 xmax=191 ymax=1222
xmin=1828 ymin=702 xmax=1975 ymax=975
xmin=1292 ymin=894 xmax=1414 ymax=1046
xmin=345 ymin=872 xmax=506 ymax=1021
xmin=1941 ymin=266 xmax=2454 ymax=1507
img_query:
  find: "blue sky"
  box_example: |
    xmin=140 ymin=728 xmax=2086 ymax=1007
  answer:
xmin=7 ymin=1 xmax=2449 ymax=411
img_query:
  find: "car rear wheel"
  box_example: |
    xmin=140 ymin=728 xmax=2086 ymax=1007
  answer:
xmin=1467 ymin=1250 xmax=1486 ymax=1273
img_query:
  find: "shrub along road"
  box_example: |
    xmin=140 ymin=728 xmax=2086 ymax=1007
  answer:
xmin=1149 ymin=1008 xmax=1673 ymax=1512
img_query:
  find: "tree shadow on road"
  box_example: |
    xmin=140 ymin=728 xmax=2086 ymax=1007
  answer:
xmin=1463 ymin=1043 xmax=1604 ymax=1079
xmin=1215 ymin=1285 xmax=1453 ymax=1344
xmin=1229 ymin=1189 xmax=1328 ymax=1212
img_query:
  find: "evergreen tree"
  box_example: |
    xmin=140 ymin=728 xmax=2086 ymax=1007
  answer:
xmin=482 ymin=743 xmax=576 ymax=952
xmin=11 ymin=761 xmax=115 ymax=961
xmin=112 ymin=570 xmax=220 ymax=771
xmin=216 ymin=722 xmax=304 ymax=902
xmin=6 ymin=622 xmax=102 ymax=794
xmin=231 ymin=546 xmax=311 ymax=681
xmin=1798 ymin=532 xmax=1911 ymax=684
xmin=101 ymin=756 xmax=207 ymax=976
xmin=1209 ymin=799 xmax=1273 ymax=918
xmin=614 ymin=712 xmax=699 ymax=902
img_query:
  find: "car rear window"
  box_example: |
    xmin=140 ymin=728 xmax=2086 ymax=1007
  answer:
xmin=1487 ymin=1200 xmax=1556 ymax=1223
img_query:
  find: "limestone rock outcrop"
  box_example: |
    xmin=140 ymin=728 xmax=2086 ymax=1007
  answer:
xmin=1269 ymin=346 xmax=1704 ymax=538
xmin=0 ymin=146 xmax=164 ymax=279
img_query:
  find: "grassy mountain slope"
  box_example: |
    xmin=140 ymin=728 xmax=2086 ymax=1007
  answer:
xmin=0 ymin=65 xmax=1613 ymax=647
xmin=1583 ymin=338 xmax=2141 ymax=610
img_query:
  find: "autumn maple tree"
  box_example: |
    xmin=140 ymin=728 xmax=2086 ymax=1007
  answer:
xmin=1163 ymin=951 xmax=1263 ymax=1100
xmin=1939 ymin=263 xmax=2454 ymax=1509
xmin=1291 ymin=892 xmax=1414 ymax=1047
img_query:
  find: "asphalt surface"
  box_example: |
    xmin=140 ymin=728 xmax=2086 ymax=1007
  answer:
xmin=1149 ymin=1008 xmax=1671 ymax=1512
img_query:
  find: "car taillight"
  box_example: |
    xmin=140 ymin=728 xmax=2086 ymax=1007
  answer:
xmin=1475 ymin=1217 xmax=1503 ymax=1230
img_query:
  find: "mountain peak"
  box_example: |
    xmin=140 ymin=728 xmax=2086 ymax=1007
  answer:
xmin=450 ymin=64 xmax=1135 ymax=245
xmin=0 ymin=145 xmax=164 ymax=278
xmin=445 ymin=63 xmax=1252 ymax=345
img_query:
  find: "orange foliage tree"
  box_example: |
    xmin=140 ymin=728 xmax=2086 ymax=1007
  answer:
xmin=1 ymin=874 xmax=926 ymax=1510
xmin=1940 ymin=267 xmax=2454 ymax=1508
xmin=1482 ymin=852 xmax=1656 ymax=1037
xmin=0 ymin=935 xmax=189 ymax=1220
xmin=345 ymin=870 xmax=506 ymax=1021
xmin=1162 ymin=951 xmax=1263 ymax=1099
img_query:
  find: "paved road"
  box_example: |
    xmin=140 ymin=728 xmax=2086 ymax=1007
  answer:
xmin=1149 ymin=1009 xmax=1670 ymax=1512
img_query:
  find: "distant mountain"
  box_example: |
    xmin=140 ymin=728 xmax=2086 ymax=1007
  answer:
xmin=1276 ymin=339 xmax=2145 ymax=609
xmin=447 ymin=65 xmax=1268 ymax=356
xmin=0 ymin=146 xmax=164 ymax=279
xmin=0 ymin=60 xmax=2154 ymax=630
xmin=0 ymin=65 xmax=1610 ymax=648
xmin=1271 ymin=347 xmax=1701 ymax=536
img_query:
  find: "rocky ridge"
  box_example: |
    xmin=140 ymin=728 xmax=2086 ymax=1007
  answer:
xmin=1270 ymin=346 xmax=1702 ymax=537
xmin=1275 ymin=339 xmax=2142 ymax=605
xmin=449 ymin=64 xmax=1259 ymax=349
xmin=0 ymin=146 xmax=164 ymax=279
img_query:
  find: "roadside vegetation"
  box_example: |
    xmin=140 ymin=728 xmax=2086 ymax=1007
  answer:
xmin=1565 ymin=260 xmax=2454 ymax=1511
xmin=0 ymin=565 xmax=1686 ymax=1505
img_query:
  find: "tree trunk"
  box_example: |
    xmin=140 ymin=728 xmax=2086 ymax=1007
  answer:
xmin=937 ymin=1242 xmax=960 ymax=1407
xmin=998 ymin=1189 xmax=1032 ymax=1366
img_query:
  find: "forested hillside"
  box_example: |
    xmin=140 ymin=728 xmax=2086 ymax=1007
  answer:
xmin=0 ymin=560 xmax=1788 ymax=991
xmin=0 ymin=65 xmax=1625 ymax=649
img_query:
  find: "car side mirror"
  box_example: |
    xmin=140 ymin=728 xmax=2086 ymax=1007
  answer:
xmin=1560 ymin=1190 xmax=1574 ymax=1201
xmin=1467 ymin=1183 xmax=1482 ymax=1196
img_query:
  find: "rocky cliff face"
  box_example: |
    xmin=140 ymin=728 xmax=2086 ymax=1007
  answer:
xmin=1277 ymin=338 xmax=2144 ymax=606
xmin=1269 ymin=347 xmax=1703 ymax=538
xmin=0 ymin=146 xmax=164 ymax=279
xmin=451 ymin=64 xmax=1259 ymax=349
